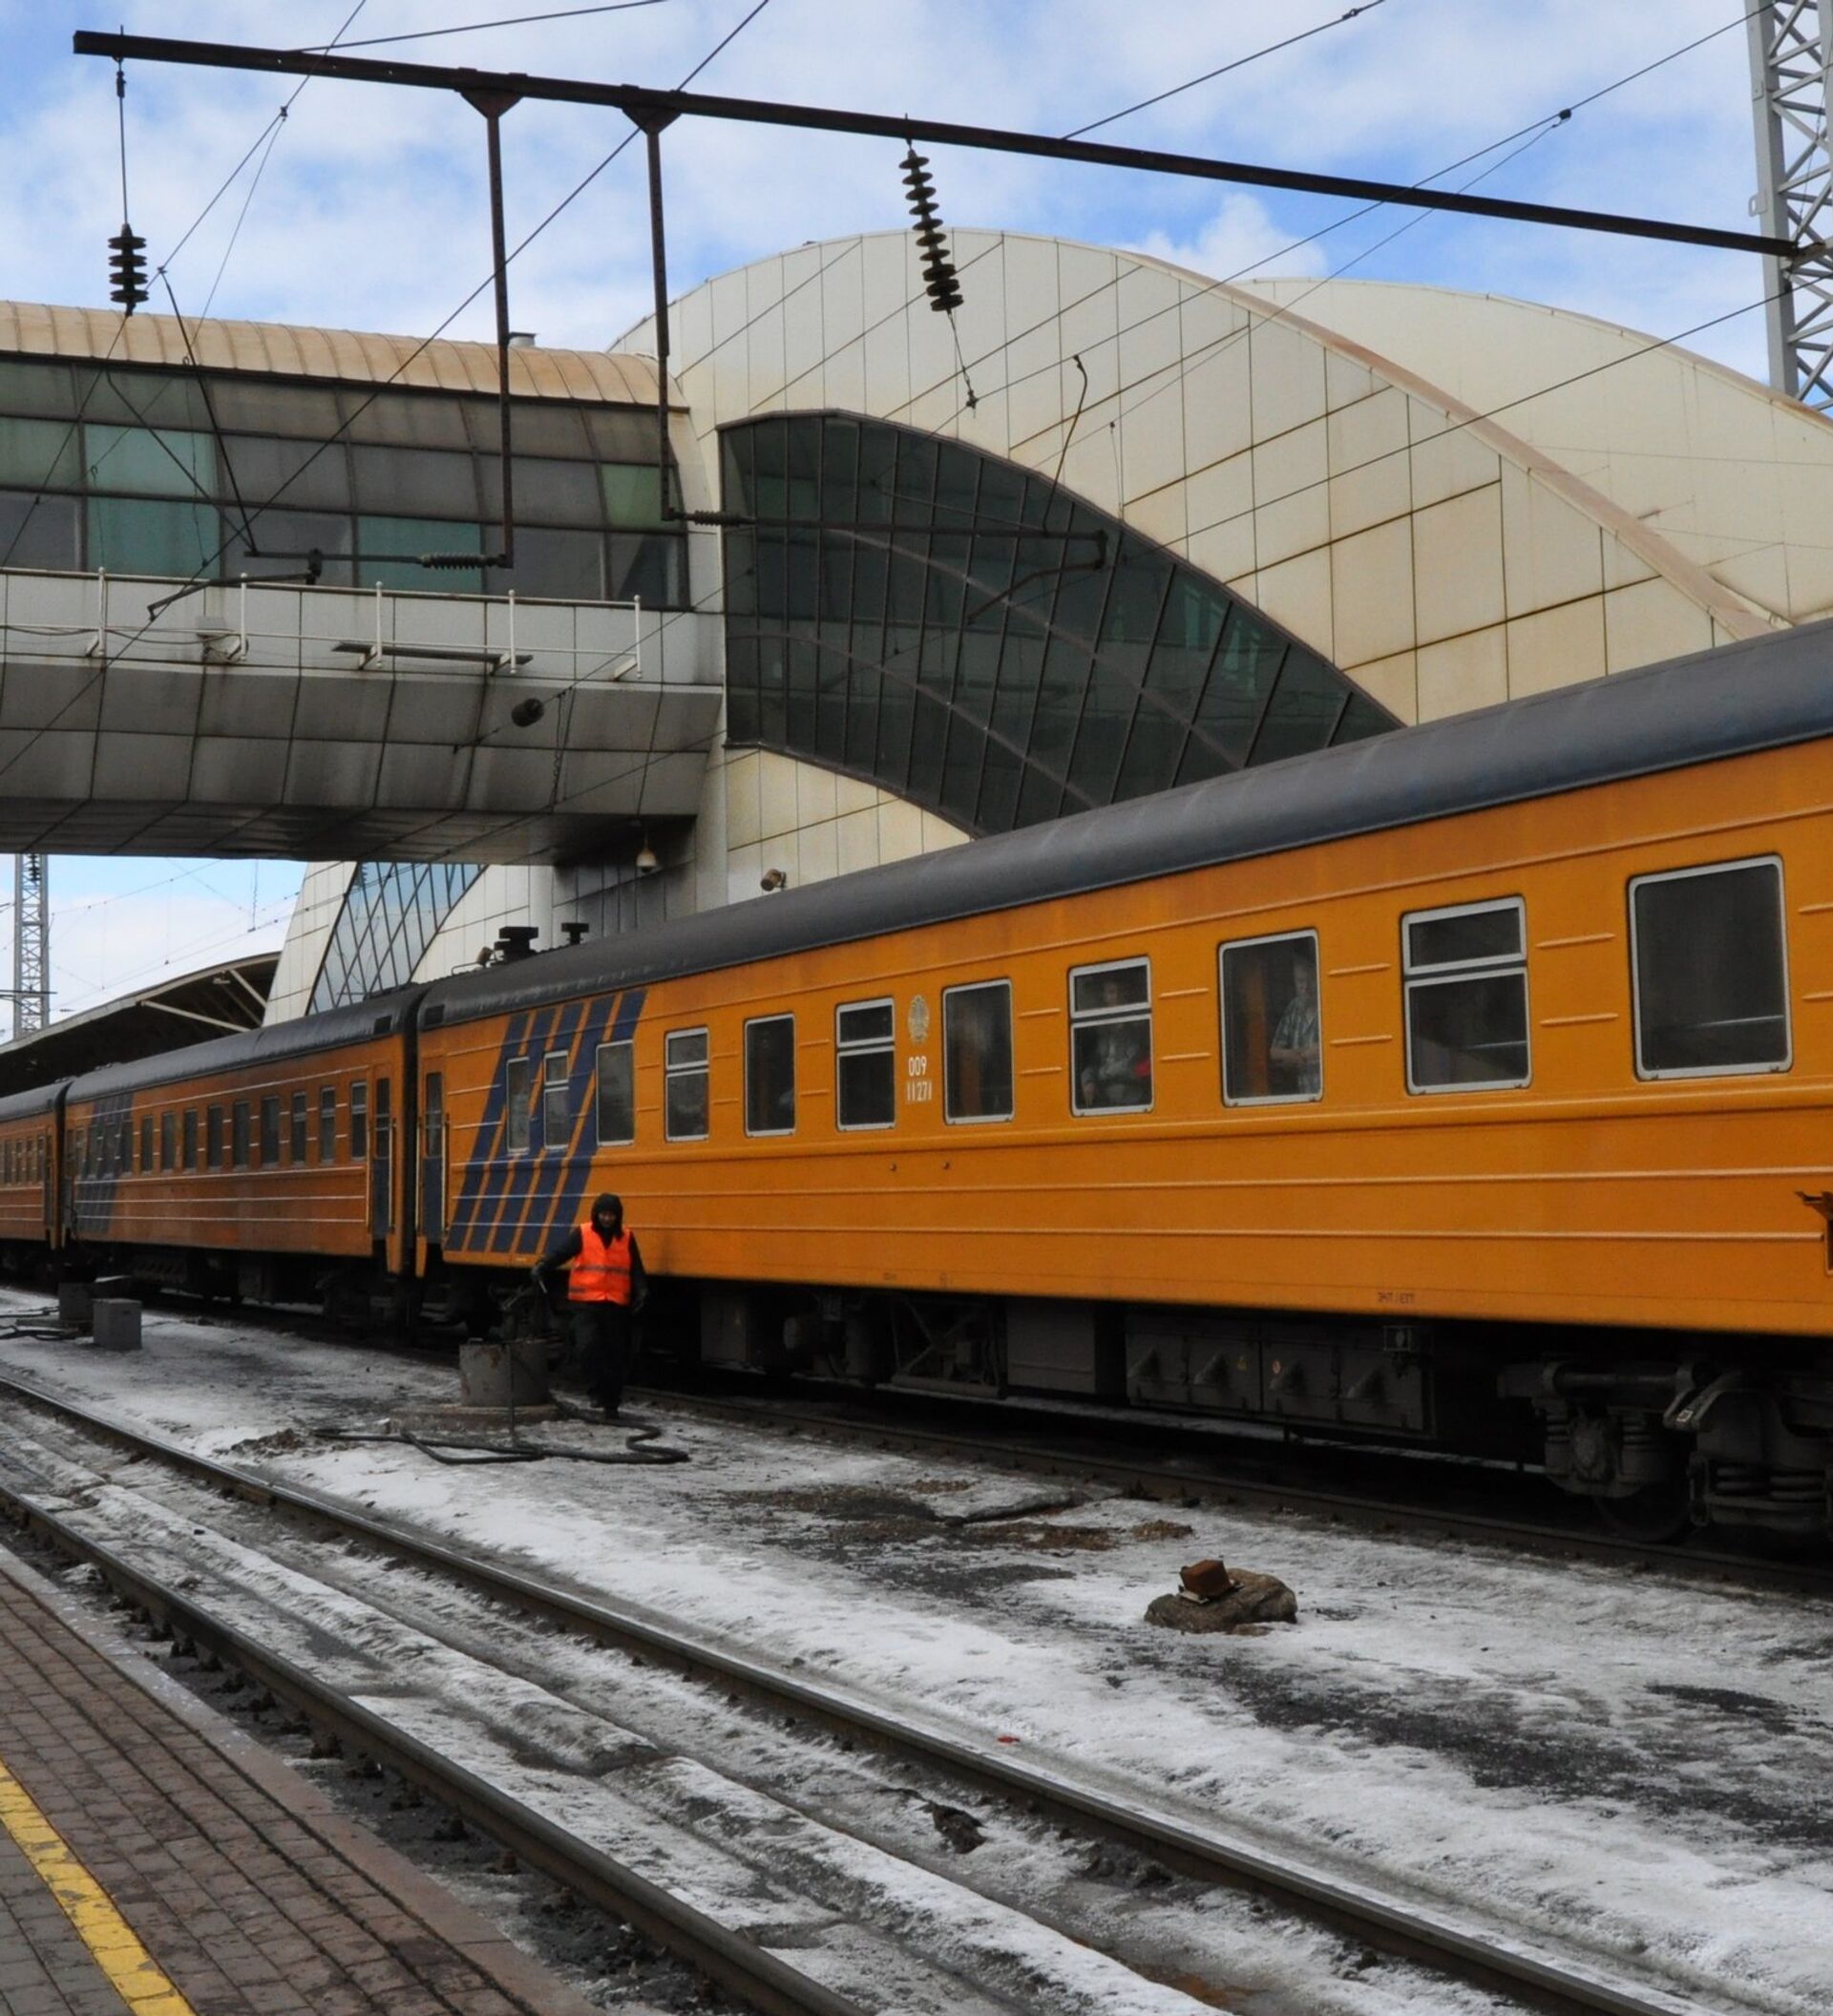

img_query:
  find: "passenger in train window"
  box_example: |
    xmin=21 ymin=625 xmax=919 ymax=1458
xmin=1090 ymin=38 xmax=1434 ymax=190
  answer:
xmin=1269 ymin=960 xmax=1320 ymax=1096
xmin=1072 ymin=968 xmax=1152 ymax=1111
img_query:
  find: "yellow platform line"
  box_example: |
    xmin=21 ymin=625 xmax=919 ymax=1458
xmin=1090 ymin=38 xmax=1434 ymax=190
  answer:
xmin=0 ymin=1756 xmax=197 ymax=2014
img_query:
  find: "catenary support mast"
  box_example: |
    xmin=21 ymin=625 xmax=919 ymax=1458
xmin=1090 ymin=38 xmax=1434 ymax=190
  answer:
xmin=1749 ymin=2 xmax=1833 ymax=405
xmin=12 ymin=855 xmax=48 ymax=1037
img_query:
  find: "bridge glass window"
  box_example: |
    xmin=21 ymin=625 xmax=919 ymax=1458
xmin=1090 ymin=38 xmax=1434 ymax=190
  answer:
xmin=183 ymin=1110 xmax=199 ymax=1171
xmin=139 ymin=1116 xmax=154 ymax=1172
xmin=86 ymin=495 xmax=221 ymax=578
xmin=1070 ymin=959 xmax=1153 ymax=1114
xmin=260 ymin=1096 xmax=281 ymax=1166
xmin=542 ymin=1051 xmax=571 ymax=1149
xmin=232 ymin=1101 xmax=252 ymax=1168
xmin=290 ymin=1092 xmax=308 ymax=1163
xmin=503 ymin=1060 xmax=533 ymax=1155
xmin=1631 ymin=857 xmax=1790 ymax=1078
xmin=318 ymin=1087 xmax=336 ymax=1163
xmin=1402 ymin=897 xmax=1529 ymax=1093
xmin=745 ymin=1016 xmax=796 ymax=1137
xmin=160 ymin=1112 xmax=175 ymax=1172
xmin=207 ymin=1105 xmax=224 ymax=1169
xmin=349 ymin=1082 xmax=369 ymax=1161
xmin=836 ymin=999 xmax=895 ymax=1130
xmin=1222 ymin=931 xmax=1322 ymax=1104
xmin=944 ymin=981 xmax=1014 ymax=1124
xmin=595 ymin=1040 xmax=635 ymax=1147
xmin=665 ymin=1029 xmax=709 ymax=1142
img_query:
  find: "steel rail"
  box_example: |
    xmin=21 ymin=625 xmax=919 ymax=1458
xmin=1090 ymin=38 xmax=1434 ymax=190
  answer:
xmin=637 ymin=1385 xmax=1833 ymax=1598
xmin=71 ymin=31 xmax=1799 ymax=261
xmin=0 ymin=1372 xmax=1726 ymax=2016
xmin=0 ymin=1480 xmax=869 ymax=2016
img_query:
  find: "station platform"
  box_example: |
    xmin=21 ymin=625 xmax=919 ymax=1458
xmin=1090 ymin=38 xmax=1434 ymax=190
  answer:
xmin=0 ymin=1547 xmax=596 ymax=2016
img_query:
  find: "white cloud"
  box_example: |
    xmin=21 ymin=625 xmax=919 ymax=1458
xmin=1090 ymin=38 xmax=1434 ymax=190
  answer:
xmin=1128 ymin=194 xmax=1328 ymax=285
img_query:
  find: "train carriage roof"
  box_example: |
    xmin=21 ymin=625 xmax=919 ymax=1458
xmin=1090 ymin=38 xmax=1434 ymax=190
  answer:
xmin=0 ymin=1082 xmax=68 ymax=1124
xmin=64 ymin=988 xmax=425 ymax=1104
xmin=422 ymin=617 xmax=1833 ymax=1028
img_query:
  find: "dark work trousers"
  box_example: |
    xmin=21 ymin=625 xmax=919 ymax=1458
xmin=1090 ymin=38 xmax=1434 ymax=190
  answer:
xmin=570 ymin=1300 xmax=633 ymax=1413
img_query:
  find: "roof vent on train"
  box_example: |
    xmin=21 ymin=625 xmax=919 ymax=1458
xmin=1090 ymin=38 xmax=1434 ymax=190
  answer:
xmin=493 ymin=926 xmax=540 ymax=962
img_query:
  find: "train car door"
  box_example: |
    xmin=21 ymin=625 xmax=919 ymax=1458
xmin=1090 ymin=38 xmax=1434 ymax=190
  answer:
xmin=420 ymin=1072 xmax=445 ymax=1250
xmin=369 ymin=1077 xmax=393 ymax=1241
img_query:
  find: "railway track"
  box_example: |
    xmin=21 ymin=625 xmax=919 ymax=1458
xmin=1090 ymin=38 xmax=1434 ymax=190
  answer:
xmin=627 ymin=1378 xmax=1833 ymax=1598
xmin=0 ymin=1369 xmax=1764 ymax=2016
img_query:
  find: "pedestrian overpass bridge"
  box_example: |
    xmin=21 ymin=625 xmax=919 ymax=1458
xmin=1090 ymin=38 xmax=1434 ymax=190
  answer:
xmin=0 ymin=565 xmax=720 ymax=863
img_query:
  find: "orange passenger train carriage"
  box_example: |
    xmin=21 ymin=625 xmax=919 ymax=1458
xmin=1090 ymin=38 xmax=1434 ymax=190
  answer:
xmin=0 ymin=1082 xmax=63 ymax=1261
xmin=59 ymin=992 xmax=420 ymax=1307
xmin=16 ymin=619 xmax=1833 ymax=1537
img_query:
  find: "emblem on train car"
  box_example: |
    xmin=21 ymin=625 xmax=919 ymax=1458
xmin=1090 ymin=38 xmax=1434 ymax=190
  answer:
xmin=908 ymin=995 xmax=929 ymax=1043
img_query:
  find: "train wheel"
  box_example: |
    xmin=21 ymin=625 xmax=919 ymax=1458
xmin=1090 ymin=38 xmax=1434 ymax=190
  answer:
xmin=1595 ymin=1480 xmax=1690 ymax=1544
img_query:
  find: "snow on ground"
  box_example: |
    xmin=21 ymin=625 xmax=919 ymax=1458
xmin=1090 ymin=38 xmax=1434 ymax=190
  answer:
xmin=0 ymin=1292 xmax=1828 ymax=2014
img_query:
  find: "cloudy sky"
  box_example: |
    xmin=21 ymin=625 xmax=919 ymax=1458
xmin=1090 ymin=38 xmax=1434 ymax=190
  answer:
xmin=0 ymin=0 xmax=1779 ymax=1024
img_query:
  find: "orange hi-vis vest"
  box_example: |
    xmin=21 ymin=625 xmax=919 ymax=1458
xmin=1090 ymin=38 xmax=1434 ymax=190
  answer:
xmin=569 ymin=1224 xmax=634 ymax=1305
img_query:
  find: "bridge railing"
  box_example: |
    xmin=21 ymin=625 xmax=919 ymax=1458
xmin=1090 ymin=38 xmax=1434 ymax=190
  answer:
xmin=0 ymin=567 xmax=706 ymax=689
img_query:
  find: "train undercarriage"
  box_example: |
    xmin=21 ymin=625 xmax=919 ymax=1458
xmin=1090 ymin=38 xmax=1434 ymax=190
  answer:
xmin=27 ymin=1237 xmax=1833 ymax=1543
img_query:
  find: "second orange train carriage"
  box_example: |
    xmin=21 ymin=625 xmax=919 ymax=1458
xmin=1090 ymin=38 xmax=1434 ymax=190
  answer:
xmin=20 ymin=622 xmax=1833 ymax=1535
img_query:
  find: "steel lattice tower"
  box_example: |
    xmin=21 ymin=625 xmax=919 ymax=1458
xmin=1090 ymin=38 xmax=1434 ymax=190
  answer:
xmin=1749 ymin=2 xmax=1833 ymax=406
xmin=12 ymin=855 xmax=48 ymax=1037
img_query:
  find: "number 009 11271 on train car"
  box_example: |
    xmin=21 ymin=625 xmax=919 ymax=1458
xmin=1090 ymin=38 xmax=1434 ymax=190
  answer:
xmin=4 ymin=620 xmax=1833 ymax=1540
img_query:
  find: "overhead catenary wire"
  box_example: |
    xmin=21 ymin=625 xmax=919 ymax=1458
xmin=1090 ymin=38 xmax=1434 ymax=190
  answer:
xmin=319 ymin=0 xmax=672 ymax=50
xmin=0 ymin=0 xmax=368 ymax=572
xmin=1064 ymin=2 xmax=1389 ymax=139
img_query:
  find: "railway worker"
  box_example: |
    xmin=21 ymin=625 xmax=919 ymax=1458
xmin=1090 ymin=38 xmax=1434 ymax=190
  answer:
xmin=535 ymin=1191 xmax=647 ymax=1418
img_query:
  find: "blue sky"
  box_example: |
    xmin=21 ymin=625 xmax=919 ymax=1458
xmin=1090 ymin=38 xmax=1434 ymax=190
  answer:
xmin=0 ymin=1 xmax=1779 ymax=1021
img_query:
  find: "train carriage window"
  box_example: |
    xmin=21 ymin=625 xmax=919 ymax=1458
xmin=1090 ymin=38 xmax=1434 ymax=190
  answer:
xmin=207 ymin=1106 xmax=225 ymax=1169
xmin=1631 ymin=857 xmax=1790 ymax=1078
xmin=183 ymin=1110 xmax=199 ymax=1171
xmin=664 ymin=1029 xmax=709 ymax=1142
xmin=290 ymin=1092 xmax=307 ymax=1163
xmin=159 ymin=1112 xmax=175 ymax=1172
xmin=1069 ymin=959 xmax=1153 ymax=1113
xmin=504 ymin=1060 xmax=534 ymax=1155
xmin=319 ymin=1087 xmax=336 ymax=1162
xmin=232 ymin=1101 xmax=252 ymax=1168
xmin=1402 ymin=897 xmax=1529 ymax=1093
xmin=349 ymin=1082 xmax=369 ymax=1161
xmin=745 ymin=1016 xmax=796 ymax=1137
xmin=260 ymin=1096 xmax=281 ymax=1166
xmin=542 ymin=1051 xmax=571 ymax=1149
xmin=836 ymin=999 xmax=895 ymax=1130
xmin=1221 ymin=931 xmax=1322 ymax=1104
xmin=944 ymin=981 xmax=1015 ymax=1124
xmin=595 ymin=1040 xmax=635 ymax=1147
xmin=4 ymin=1142 xmax=11 ymax=1185
xmin=139 ymin=1116 xmax=154 ymax=1172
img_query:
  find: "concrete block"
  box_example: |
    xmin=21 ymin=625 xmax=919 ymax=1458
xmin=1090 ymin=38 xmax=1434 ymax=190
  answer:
xmin=91 ymin=1300 xmax=142 ymax=1353
xmin=458 ymin=1336 xmax=549 ymax=1407
xmin=56 ymin=1281 xmax=92 ymax=1328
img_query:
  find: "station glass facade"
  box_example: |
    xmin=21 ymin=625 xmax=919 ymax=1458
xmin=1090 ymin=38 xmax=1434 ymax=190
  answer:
xmin=720 ymin=412 xmax=1395 ymax=835
xmin=0 ymin=355 xmax=687 ymax=605
xmin=308 ymin=861 xmax=482 ymax=1013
